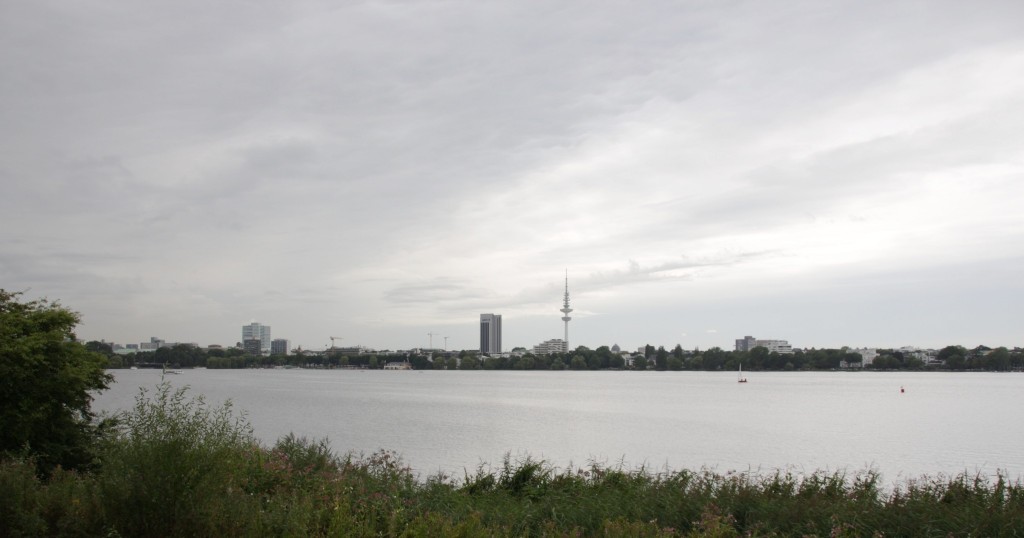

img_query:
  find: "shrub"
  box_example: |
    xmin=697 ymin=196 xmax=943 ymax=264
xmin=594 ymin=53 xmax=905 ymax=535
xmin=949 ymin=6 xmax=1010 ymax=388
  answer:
xmin=96 ymin=381 xmax=257 ymax=536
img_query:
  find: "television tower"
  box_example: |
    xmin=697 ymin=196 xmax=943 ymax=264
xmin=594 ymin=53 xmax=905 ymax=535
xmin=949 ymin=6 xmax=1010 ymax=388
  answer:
xmin=560 ymin=270 xmax=572 ymax=350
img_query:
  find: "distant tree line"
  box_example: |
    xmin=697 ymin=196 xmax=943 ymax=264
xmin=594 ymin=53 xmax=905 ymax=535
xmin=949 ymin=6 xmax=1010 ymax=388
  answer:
xmin=92 ymin=341 xmax=1024 ymax=372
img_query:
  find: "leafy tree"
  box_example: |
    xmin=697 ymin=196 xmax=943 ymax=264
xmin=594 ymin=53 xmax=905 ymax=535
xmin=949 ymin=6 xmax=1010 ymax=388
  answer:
xmin=842 ymin=351 xmax=863 ymax=368
xmin=984 ymin=347 xmax=1010 ymax=371
xmin=410 ymin=354 xmax=432 ymax=370
xmin=0 ymin=290 xmax=112 ymax=474
xmin=654 ymin=346 xmax=669 ymax=370
xmin=85 ymin=340 xmax=114 ymax=357
xmin=749 ymin=346 xmax=769 ymax=370
xmin=702 ymin=347 xmax=728 ymax=371
xmin=1010 ymin=349 xmax=1024 ymax=370
xmin=154 ymin=343 xmax=206 ymax=368
xmin=938 ymin=345 xmax=967 ymax=370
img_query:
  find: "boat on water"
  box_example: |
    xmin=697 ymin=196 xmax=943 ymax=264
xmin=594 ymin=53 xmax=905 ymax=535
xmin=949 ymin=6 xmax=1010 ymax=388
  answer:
xmin=737 ymin=363 xmax=747 ymax=383
xmin=161 ymin=364 xmax=184 ymax=375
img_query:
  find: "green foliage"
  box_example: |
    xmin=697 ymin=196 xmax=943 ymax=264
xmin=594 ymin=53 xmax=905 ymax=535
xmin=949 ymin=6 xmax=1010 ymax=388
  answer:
xmin=0 ymin=290 xmax=112 ymax=475
xmin=3 ymin=407 xmax=1024 ymax=538
xmin=96 ymin=381 xmax=257 ymax=536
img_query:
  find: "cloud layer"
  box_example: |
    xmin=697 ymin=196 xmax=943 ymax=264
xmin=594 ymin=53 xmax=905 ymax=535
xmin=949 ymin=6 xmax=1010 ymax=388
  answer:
xmin=2 ymin=1 xmax=1022 ymax=351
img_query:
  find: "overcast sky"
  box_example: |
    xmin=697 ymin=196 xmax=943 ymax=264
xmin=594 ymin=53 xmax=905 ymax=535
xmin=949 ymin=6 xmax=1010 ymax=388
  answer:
xmin=2 ymin=1 xmax=1022 ymax=353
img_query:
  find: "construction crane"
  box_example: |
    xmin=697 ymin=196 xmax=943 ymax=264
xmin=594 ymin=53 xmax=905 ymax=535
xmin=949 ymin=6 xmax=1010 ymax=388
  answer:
xmin=329 ymin=336 xmax=343 ymax=350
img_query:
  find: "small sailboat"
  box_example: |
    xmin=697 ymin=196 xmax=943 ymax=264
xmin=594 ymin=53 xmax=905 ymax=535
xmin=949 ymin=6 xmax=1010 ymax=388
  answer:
xmin=737 ymin=363 xmax=748 ymax=383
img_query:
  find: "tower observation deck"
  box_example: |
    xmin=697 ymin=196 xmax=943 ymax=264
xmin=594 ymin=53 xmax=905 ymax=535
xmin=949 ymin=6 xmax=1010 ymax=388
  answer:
xmin=560 ymin=272 xmax=572 ymax=349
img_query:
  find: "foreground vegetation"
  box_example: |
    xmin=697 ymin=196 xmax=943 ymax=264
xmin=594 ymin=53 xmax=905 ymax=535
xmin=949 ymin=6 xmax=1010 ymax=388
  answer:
xmin=3 ymin=382 xmax=1024 ymax=537
xmin=4 ymin=290 xmax=1023 ymax=536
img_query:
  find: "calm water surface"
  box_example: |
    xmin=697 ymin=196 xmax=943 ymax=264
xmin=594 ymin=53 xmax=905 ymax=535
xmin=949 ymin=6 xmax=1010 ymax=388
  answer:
xmin=93 ymin=369 xmax=1024 ymax=483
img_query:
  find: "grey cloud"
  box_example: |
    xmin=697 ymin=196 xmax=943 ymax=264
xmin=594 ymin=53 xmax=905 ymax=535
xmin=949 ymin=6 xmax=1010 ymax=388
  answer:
xmin=384 ymin=279 xmax=493 ymax=305
xmin=2 ymin=1 xmax=1022 ymax=349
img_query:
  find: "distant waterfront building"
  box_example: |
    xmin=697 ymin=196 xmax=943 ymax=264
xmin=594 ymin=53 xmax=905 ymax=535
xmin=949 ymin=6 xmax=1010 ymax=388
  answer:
xmin=735 ymin=335 xmax=794 ymax=354
xmin=533 ymin=339 xmax=567 ymax=355
xmin=735 ymin=336 xmax=758 ymax=352
xmin=758 ymin=340 xmax=794 ymax=354
xmin=271 ymin=339 xmax=290 ymax=355
xmin=139 ymin=337 xmax=165 ymax=350
xmin=480 ymin=314 xmax=502 ymax=355
xmin=333 ymin=346 xmax=376 ymax=356
xmin=849 ymin=348 xmax=878 ymax=366
xmin=243 ymin=322 xmax=271 ymax=352
xmin=243 ymin=338 xmax=262 ymax=356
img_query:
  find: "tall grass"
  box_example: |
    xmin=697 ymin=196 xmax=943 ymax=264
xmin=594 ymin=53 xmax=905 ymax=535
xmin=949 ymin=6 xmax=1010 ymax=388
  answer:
xmin=2 ymin=382 xmax=1023 ymax=536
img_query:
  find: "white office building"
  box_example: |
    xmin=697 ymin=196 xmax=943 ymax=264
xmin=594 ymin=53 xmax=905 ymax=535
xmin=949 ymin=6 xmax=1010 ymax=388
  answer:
xmin=479 ymin=314 xmax=502 ymax=355
xmin=533 ymin=339 xmax=568 ymax=355
xmin=735 ymin=335 xmax=794 ymax=354
xmin=243 ymin=322 xmax=271 ymax=353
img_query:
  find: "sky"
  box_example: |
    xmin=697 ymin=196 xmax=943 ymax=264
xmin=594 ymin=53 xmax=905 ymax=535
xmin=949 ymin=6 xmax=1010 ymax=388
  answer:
xmin=2 ymin=1 xmax=1023 ymax=353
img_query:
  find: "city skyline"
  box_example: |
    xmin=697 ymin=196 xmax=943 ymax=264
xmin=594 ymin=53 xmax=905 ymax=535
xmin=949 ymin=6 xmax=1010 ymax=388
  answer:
xmin=2 ymin=2 xmax=1022 ymax=352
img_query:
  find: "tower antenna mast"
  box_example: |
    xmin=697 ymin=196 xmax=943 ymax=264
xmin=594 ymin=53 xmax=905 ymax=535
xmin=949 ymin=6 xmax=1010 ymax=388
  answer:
xmin=560 ymin=269 xmax=572 ymax=350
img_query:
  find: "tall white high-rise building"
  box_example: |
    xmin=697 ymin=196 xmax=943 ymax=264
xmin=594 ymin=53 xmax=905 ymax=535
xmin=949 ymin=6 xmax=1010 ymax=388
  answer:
xmin=479 ymin=314 xmax=502 ymax=355
xmin=242 ymin=322 xmax=271 ymax=352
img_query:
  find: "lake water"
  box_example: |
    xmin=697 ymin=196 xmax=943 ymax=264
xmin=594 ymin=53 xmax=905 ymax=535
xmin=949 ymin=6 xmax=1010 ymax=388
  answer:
xmin=92 ymin=369 xmax=1024 ymax=484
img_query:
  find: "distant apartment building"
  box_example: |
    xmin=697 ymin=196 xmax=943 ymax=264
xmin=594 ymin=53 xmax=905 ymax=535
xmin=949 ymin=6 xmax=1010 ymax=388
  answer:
xmin=139 ymin=337 xmax=165 ymax=350
xmin=243 ymin=338 xmax=263 ymax=356
xmin=271 ymin=339 xmax=290 ymax=355
xmin=735 ymin=336 xmax=757 ymax=352
xmin=533 ymin=339 xmax=567 ymax=355
xmin=243 ymin=322 xmax=271 ymax=352
xmin=735 ymin=335 xmax=794 ymax=354
xmin=848 ymin=348 xmax=878 ymax=366
xmin=480 ymin=313 xmax=502 ymax=355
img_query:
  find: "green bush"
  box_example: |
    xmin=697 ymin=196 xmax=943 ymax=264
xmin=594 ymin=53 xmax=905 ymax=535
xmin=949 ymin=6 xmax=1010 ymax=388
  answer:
xmin=96 ymin=381 xmax=258 ymax=536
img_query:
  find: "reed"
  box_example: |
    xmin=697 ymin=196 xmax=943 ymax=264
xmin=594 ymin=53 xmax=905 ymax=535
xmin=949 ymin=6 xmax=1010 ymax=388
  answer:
xmin=2 ymin=383 xmax=1022 ymax=537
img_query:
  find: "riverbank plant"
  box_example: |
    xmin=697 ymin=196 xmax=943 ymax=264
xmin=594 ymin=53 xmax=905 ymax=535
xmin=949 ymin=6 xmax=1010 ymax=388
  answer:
xmin=2 ymin=381 xmax=1023 ymax=537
